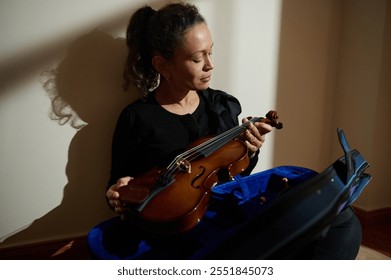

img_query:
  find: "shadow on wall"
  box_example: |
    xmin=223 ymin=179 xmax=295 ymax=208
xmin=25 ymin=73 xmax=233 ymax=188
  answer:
xmin=1 ymin=30 xmax=141 ymax=247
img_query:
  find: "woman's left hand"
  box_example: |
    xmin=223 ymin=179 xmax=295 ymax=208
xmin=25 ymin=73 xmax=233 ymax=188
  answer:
xmin=241 ymin=117 xmax=273 ymax=157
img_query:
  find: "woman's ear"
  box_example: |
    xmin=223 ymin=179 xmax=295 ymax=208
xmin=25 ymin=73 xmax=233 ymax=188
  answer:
xmin=152 ymin=55 xmax=170 ymax=79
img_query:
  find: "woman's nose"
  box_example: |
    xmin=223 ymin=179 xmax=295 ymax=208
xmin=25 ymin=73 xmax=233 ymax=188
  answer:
xmin=204 ymin=55 xmax=214 ymax=71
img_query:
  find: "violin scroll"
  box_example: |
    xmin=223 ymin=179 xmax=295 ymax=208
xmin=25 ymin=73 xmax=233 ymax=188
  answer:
xmin=265 ymin=110 xmax=283 ymax=129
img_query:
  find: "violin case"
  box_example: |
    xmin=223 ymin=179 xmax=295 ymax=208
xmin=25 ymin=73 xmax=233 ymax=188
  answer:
xmin=87 ymin=128 xmax=371 ymax=259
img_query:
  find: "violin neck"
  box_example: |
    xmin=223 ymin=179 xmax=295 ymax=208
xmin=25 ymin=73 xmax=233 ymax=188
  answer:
xmin=159 ymin=117 xmax=265 ymax=185
xmin=172 ymin=118 xmax=262 ymax=164
xmin=198 ymin=117 xmax=265 ymax=155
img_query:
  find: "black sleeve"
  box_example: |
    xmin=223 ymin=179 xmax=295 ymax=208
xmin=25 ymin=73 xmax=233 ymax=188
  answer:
xmin=107 ymin=106 xmax=138 ymax=189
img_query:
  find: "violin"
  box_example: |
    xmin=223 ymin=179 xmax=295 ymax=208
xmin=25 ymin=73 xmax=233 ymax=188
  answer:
xmin=118 ymin=110 xmax=283 ymax=234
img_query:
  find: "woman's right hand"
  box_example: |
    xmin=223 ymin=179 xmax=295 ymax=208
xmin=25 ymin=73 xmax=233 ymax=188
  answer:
xmin=106 ymin=176 xmax=133 ymax=217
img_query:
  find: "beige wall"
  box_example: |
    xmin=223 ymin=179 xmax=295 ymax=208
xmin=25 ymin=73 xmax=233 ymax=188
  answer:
xmin=273 ymin=0 xmax=391 ymax=211
xmin=0 ymin=0 xmax=389 ymax=249
xmin=332 ymin=0 xmax=391 ymax=210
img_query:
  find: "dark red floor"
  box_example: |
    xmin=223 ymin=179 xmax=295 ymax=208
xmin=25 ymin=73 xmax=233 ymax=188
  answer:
xmin=361 ymin=221 xmax=391 ymax=258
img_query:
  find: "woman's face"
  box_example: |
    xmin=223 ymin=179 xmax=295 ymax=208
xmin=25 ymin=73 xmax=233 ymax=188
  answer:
xmin=166 ymin=23 xmax=214 ymax=91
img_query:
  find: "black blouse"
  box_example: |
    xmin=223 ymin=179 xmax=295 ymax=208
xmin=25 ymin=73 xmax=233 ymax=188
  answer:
xmin=108 ymin=88 xmax=258 ymax=187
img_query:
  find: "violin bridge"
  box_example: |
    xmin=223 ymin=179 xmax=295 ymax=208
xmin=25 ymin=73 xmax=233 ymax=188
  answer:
xmin=177 ymin=158 xmax=191 ymax=173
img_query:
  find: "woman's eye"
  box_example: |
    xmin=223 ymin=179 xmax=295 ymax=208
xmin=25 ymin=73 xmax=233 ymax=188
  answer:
xmin=192 ymin=51 xmax=212 ymax=63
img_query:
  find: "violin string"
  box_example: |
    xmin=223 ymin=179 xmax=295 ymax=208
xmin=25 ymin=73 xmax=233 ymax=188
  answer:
xmin=164 ymin=124 xmax=247 ymax=177
xmin=163 ymin=118 xmax=262 ymax=179
xmin=186 ymin=117 xmax=267 ymax=162
xmin=162 ymin=127 xmax=239 ymax=179
xmin=191 ymin=127 xmax=246 ymax=159
xmin=184 ymin=124 xmax=246 ymax=161
xmin=187 ymin=117 xmax=264 ymax=161
xmin=164 ymin=127 xmax=241 ymax=177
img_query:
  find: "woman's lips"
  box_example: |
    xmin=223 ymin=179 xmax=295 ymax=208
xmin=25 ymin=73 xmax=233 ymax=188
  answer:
xmin=201 ymin=75 xmax=211 ymax=82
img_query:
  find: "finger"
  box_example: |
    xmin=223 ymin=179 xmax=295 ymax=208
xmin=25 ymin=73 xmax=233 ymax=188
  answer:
xmin=246 ymin=127 xmax=263 ymax=145
xmin=245 ymin=130 xmax=256 ymax=145
xmin=247 ymin=122 xmax=262 ymax=140
xmin=245 ymin=140 xmax=258 ymax=155
xmin=254 ymin=122 xmax=273 ymax=134
xmin=117 ymin=176 xmax=133 ymax=188
xmin=247 ymin=138 xmax=263 ymax=153
xmin=241 ymin=117 xmax=250 ymax=124
xmin=106 ymin=187 xmax=120 ymax=200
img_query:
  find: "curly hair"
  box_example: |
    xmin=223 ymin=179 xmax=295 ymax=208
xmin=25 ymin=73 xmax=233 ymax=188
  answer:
xmin=123 ymin=2 xmax=206 ymax=96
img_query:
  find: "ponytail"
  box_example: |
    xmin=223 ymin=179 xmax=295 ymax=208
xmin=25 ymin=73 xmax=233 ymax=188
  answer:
xmin=123 ymin=6 xmax=158 ymax=94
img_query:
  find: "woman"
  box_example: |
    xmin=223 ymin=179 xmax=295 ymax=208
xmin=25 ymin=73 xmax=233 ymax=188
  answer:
xmin=105 ymin=2 xmax=361 ymax=259
xmin=106 ymin=3 xmax=270 ymax=214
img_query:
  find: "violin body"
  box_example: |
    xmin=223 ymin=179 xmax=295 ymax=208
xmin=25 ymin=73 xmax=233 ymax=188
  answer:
xmin=119 ymin=137 xmax=249 ymax=234
xmin=118 ymin=110 xmax=283 ymax=234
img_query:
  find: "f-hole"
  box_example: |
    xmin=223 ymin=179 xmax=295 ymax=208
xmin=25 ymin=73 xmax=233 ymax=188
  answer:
xmin=191 ymin=166 xmax=206 ymax=189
